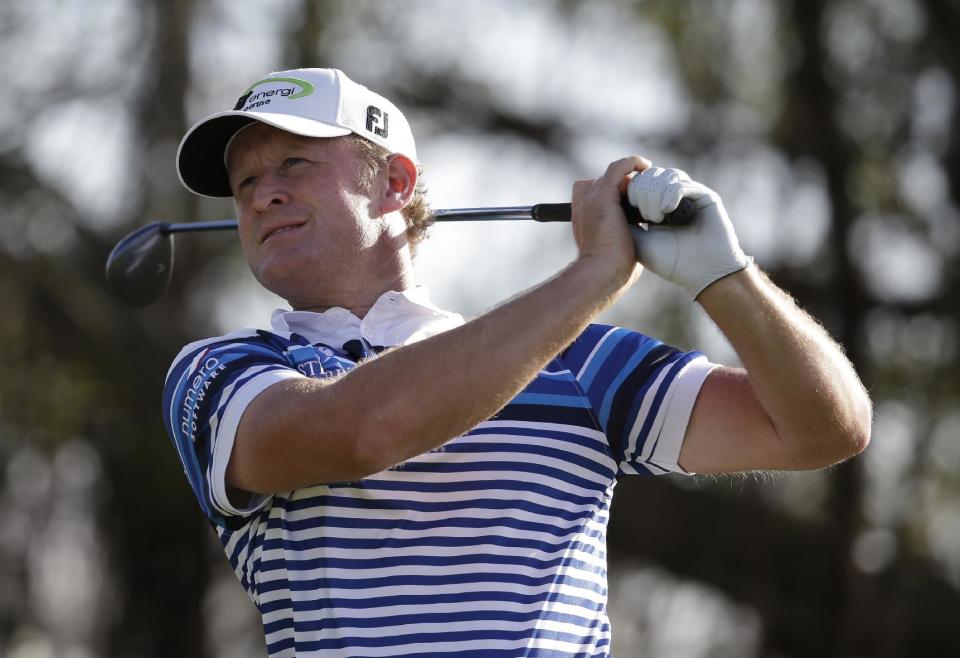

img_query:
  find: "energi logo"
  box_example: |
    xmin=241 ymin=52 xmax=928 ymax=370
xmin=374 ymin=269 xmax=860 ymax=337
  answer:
xmin=234 ymin=77 xmax=316 ymax=111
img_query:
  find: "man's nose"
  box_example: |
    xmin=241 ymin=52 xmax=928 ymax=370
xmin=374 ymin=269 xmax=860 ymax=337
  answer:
xmin=251 ymin=173 xmax=290 ymax=212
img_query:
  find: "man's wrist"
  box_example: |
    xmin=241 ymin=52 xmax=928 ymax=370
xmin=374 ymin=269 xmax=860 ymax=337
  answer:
xmin=694 ymin=262 xmax=760 ymax=310
xmin=687 ymin=253 xmax=754 ymax=300
xmin=569 ymin=255 xmax=639 ymax=301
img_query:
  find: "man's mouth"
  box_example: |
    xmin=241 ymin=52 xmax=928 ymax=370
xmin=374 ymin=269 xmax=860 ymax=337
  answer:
xmin=262 ymin=222 xmax=305 ymax=243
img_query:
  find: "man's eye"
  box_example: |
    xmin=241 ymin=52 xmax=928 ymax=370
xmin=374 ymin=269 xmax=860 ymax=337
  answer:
xmin=236 ymin=176 xmax=257 ymax=190
xmin=281 ymin=157 xmax=307 ymax=169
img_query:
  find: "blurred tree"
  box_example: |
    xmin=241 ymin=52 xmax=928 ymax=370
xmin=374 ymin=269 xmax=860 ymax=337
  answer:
xmin=0 ymin=0 xmax=223 ymax=655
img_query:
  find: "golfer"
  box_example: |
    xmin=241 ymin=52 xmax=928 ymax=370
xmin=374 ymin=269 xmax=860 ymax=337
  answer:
xmin=163 ymin=68 xmax=871 ymax=657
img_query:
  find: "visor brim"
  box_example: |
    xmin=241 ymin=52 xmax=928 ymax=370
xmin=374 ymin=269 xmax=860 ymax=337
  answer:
xmin=176 ymin=111 xmax=353 ymax=198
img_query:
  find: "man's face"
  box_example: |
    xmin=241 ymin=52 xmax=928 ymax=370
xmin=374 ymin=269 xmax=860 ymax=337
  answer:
xmin=226 ymin=123 xmax=389 ymax=304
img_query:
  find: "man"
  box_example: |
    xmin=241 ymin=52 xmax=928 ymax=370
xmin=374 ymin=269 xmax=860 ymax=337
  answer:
xmin=163 ymin=68 xmax=871 ymax=657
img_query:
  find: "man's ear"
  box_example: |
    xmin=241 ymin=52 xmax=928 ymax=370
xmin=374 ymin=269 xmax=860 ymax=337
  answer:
xmin=379 ymin=154 xmax=418 ymax=215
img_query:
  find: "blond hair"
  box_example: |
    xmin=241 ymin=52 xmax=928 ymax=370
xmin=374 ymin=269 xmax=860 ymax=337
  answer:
xmin=347 ymin=135 xmax=433 ymax=252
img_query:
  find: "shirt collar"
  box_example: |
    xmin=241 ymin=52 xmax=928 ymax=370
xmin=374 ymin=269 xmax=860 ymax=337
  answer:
xmin=270 ymin=287 xmax=464 ymax=348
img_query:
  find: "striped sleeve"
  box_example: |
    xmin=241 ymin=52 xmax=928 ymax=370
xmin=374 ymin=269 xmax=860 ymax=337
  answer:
xmin=562 ymin=324 xmax=716 ymax=475
xmin=161 ymin=331 xmax=303 ymax=527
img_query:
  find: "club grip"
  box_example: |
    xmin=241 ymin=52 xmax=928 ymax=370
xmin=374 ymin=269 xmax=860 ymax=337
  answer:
xmin=532 ymin=196 xmax=696 ymax=225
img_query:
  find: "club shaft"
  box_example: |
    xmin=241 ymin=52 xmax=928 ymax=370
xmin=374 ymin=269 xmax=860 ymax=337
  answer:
xmin=158 ymin=197 xmax=695 ymax=234
xmin=160 ymin=208 xmax=537 ymax=234
xmin=160 ymin=219 xmax=240 ymax=234
xmin=433 ymin=207 xmax=535 ymax=221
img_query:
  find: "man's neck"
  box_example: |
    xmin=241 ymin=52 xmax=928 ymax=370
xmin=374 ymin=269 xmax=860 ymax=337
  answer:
xmin=289 ymin=270 xmax=416 ymax=319
xmin=281 ymin=226 xmax=417 ymax=317
xmin=308 ymin=278 xmax=416 ymax=319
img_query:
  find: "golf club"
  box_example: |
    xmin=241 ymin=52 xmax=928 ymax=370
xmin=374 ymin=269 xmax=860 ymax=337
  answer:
xmin=105 ymin=197 xmax=695 ymax=307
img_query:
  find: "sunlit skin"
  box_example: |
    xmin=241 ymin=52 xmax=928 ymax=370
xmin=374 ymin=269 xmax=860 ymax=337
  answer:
xmin=226 ymin=123 xmax=417 ymax=315
xmin=225 ymin=146 xmax=870 ymax=495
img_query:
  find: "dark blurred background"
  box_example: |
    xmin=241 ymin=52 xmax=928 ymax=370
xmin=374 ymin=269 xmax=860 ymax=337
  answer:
xmin=1 ymin=0 xmax=958 ymax=656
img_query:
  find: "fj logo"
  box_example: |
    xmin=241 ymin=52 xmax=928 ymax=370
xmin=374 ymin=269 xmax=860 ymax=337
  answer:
xmin=366 ymin=105 xmax=389 ymax=138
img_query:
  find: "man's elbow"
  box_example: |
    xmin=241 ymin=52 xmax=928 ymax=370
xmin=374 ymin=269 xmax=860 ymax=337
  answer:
xmin=785 ymin=390 xmax=872 ymax=470
xmin=823 ymin=389 xmax=873 ymax=465
xmin=847 ymin=406 xmax=873 ymax=457
xmin=846 ymin=393 xmax=873 ymax=458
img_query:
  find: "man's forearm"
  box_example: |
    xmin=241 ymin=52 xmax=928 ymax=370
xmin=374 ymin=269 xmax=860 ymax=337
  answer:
xmin=696 ymin=266 xmax=872 ymax=464
xmin=347 ymin=258 xmax=631 ymax=469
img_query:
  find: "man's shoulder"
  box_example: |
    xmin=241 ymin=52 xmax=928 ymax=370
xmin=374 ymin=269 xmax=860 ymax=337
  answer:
xmin=173 ymin=327 xmax=275 ymax=359
xmin=575 ymin=323 xmax=655 ymax=347
xmin=178 ymin=327 xmax=261 ymax=350
xmin=560 ymin=323 xmax=667 ymax=371
xmin=164 ymin=327 xmax=301 ymax=381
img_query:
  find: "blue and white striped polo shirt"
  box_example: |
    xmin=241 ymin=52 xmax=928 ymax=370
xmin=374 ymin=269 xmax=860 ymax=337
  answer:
xmin=162 ymin=287 xmax=715 ymax=657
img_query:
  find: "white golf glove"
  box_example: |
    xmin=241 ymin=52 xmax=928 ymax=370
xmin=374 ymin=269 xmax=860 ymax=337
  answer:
xmin=628 ymin=167 xmax=752 ymax=299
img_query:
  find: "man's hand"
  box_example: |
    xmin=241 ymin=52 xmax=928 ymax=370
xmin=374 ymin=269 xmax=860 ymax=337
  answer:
xmin=570 ymin=156 xmax=650 ymax=292
xmin=628 ymin=167 xmax=751 ymax=299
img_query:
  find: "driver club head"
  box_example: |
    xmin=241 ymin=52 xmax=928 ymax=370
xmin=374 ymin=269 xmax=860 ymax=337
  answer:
xmin=105 ymin=221 xmax=174 ymax=307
